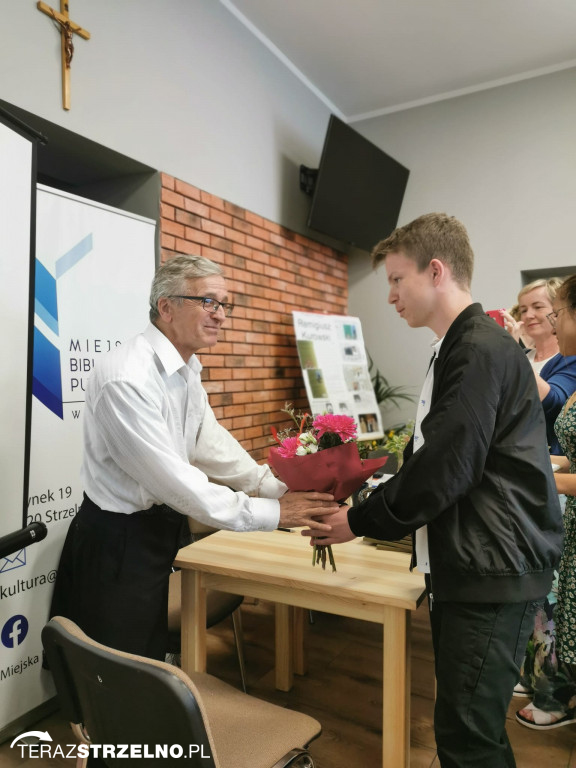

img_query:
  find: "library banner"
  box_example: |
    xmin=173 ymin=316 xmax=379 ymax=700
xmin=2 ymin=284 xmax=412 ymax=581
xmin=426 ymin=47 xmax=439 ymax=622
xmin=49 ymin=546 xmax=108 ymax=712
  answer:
xmin=0 ymin=184 xmax=155 ymax=734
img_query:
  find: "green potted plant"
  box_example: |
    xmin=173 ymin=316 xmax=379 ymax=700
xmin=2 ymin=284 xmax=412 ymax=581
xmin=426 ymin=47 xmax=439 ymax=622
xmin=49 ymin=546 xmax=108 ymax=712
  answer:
xmin=368 ymin=353 xmax=416 ymax=414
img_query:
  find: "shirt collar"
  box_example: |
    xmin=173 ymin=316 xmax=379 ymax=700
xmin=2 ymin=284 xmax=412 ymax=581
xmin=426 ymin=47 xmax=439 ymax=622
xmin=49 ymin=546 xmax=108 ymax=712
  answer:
xmin=142 ymin=324 xmax=202 ymax=378
xmin=431 ymin=336 xmax=444 ymax=356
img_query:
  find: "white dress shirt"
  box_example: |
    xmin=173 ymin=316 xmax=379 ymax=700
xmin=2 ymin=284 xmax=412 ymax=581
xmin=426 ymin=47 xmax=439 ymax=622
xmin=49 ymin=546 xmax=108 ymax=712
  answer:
xmin=413 ymin=336 xmax=444 ymax=573
xmin=81 ymin=324 xmax=286 ymax=531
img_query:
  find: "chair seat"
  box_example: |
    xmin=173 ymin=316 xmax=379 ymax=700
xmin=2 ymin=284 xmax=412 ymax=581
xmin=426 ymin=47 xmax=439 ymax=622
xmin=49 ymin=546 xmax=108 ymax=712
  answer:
xmin=188 ymin=669 xmax=320 ymax=767
xmin=168 ymin=570 xmax=243 ymax=632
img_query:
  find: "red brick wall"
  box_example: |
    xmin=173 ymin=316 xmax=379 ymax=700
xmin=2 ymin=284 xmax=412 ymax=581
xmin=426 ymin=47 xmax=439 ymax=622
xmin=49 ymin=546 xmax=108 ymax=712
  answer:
xmin=159 ymin=173 xmax=349 ymax=462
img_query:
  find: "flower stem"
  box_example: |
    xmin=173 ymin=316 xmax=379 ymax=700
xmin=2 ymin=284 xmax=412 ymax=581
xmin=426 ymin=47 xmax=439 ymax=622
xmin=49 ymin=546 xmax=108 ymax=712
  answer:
xmin=327 ymin=545 xmax=337 ymax=572
xmin=312 ymin=543 xmax=337 ymax=572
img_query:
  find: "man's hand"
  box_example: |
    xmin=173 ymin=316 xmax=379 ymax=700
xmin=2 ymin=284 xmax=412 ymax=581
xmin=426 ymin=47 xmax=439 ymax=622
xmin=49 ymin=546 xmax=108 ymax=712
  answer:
xmin=279 ymin=491 xmax=340 ymax=531
xmin=301 ymin=505 xmax=356 ymax=545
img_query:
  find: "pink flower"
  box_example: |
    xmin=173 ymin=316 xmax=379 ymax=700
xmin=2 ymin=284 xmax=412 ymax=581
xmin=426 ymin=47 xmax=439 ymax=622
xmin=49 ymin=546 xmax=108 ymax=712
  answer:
xmin=312 ymin=414 xmax=357 ymax=442
xmin=277 ymin=436 xmax=300 ymax=458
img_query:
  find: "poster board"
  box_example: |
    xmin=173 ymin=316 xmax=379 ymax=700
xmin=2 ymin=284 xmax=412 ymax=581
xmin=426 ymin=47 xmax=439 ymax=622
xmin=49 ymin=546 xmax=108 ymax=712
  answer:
xmin=292 ymin=311 xmax=383 ymax=439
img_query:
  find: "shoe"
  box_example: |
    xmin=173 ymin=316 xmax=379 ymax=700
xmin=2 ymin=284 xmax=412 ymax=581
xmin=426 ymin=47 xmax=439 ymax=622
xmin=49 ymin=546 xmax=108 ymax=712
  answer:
xmin=513 ymin=682 xmax=533 ymax=698
xmin=516 ymin=702 xmax=576 ymax=730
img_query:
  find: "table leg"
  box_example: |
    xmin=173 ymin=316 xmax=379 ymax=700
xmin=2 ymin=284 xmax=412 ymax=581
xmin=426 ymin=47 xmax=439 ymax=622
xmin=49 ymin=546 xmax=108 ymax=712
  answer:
xmin=382 ymin=607 xmax=411 ymax=768
xmin=180 ymin=569 xmax=207 ymax=676
xmin=292 ymin=607 xmax=307 ymax=676
xmin=275 ymin=603 xmax=294 ymax=691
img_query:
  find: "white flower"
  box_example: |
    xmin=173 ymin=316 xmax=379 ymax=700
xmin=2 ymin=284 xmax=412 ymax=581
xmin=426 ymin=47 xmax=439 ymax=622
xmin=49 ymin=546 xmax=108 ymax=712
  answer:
xmin=298 ymin=432 xmax=318 ymax=446
xmin=295 ymin=445 xmax=309 ymax=456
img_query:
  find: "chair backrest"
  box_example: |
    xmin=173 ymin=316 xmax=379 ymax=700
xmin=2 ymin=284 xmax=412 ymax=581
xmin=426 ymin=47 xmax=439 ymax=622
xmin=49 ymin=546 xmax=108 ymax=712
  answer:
xmin=42 ymin=616 xmax=218 ymax=767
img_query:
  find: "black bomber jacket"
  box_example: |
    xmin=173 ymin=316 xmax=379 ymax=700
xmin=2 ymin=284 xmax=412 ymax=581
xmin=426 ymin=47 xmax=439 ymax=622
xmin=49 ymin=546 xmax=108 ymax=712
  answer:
xmin=348 ymin=303 xmax=564 ymax=603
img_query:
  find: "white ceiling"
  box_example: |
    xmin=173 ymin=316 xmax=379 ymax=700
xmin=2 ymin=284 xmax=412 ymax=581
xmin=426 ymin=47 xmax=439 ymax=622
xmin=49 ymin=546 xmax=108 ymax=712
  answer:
xmin=220 ymin=0 xmax=576 ymax=122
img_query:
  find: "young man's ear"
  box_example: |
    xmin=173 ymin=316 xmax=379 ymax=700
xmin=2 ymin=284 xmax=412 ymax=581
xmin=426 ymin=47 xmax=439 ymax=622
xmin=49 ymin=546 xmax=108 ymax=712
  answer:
xmin=429 ymin=258 xmax=445 ymax=284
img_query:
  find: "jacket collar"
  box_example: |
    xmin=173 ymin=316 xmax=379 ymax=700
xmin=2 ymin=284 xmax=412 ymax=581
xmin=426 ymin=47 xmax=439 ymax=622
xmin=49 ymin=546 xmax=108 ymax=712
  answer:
xmin=436 ymin=302 xmax=484 ymax=362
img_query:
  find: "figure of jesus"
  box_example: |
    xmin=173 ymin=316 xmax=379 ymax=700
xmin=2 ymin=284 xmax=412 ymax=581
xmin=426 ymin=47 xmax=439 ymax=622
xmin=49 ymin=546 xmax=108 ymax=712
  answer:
xmin=51 ymin=14 xmax=74 ymax=67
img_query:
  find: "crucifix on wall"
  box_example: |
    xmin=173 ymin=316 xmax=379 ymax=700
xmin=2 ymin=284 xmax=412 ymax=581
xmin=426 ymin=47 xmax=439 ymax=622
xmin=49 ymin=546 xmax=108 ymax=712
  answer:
xmin=37 ymin=1 xmax=91 ymax=110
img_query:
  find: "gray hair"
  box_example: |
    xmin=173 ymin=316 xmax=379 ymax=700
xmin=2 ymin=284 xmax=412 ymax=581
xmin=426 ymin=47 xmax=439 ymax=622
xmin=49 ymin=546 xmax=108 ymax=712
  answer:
xmin=149 ymin=255 xmax=223 ymax=322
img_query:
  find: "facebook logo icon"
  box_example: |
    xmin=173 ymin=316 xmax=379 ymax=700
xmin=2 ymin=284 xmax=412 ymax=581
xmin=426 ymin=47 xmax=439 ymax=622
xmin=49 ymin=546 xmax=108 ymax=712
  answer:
xmin=1 ymin=615 xmax=29 ymax=648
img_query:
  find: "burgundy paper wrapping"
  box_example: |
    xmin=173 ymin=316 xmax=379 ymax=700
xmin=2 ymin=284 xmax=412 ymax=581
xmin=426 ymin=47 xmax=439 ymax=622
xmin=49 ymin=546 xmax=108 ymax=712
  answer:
xmin=269 ymin=441 xmax=388 ymax=501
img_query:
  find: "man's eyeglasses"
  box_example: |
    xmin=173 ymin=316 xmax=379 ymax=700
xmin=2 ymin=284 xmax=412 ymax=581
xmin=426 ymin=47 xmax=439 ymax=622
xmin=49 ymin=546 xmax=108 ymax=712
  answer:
xmin=170 ymin=296 xmax=234 ymax=317
xmin=546 ymin=306 xmax=570 ymax=328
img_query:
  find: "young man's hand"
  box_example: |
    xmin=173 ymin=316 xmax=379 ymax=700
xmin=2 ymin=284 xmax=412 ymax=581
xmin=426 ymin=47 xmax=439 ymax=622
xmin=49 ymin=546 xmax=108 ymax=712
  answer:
xmin=300 ymin=505 xmax=356 ymax=545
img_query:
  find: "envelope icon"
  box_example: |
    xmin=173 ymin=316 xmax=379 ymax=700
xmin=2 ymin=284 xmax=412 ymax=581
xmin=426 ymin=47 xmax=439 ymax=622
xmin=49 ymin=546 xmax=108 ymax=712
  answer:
xmin=0 ymin=548 xmax=26 ymax=573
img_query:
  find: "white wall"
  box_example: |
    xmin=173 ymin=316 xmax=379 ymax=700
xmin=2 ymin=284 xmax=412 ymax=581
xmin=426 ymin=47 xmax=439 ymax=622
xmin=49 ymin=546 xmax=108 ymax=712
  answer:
xmin=348 ymin=68 xmax=576 ymax=426
xmin=3 ymin=2 xmax=575 ymax=429
xmin=0 ymin=0 xmax=331 ymax=235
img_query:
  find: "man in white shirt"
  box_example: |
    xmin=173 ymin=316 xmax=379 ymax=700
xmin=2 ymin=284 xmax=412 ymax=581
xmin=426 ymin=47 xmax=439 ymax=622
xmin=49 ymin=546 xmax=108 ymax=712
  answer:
xmin=50 ymin=255 xmax=339 ymax=659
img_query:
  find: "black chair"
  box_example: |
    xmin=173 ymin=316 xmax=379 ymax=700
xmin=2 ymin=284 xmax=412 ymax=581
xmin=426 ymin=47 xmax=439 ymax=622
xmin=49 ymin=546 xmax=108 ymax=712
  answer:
xmin=42 ymin=616 xmax=320 ymax=768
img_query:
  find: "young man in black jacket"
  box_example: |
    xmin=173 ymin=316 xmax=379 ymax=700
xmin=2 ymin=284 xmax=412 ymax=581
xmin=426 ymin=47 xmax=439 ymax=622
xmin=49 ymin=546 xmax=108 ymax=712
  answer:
xmin=304 ymin=213 xmax=564 ymax=768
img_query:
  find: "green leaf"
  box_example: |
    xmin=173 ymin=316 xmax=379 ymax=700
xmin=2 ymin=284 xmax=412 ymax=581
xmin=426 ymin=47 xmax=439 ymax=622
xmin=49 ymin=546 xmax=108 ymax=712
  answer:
xmin=367 ymin=353 xmax=416 ymax=407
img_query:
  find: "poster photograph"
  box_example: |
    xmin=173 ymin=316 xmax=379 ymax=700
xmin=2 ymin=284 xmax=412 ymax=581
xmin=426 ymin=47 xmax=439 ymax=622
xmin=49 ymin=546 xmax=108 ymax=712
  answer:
xmin=292 ymin=310 xmax=383 ymax=439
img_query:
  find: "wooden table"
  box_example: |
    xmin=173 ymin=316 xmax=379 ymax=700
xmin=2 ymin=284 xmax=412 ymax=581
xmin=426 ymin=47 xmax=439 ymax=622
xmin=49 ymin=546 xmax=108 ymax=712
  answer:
xmin=174 ymin=529 xmax=426 ymax=768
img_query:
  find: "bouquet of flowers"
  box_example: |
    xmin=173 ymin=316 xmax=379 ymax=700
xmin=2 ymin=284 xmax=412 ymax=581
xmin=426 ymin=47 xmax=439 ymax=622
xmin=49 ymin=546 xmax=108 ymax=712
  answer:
xmin=269 ymin=405 xmax=388 ymax=571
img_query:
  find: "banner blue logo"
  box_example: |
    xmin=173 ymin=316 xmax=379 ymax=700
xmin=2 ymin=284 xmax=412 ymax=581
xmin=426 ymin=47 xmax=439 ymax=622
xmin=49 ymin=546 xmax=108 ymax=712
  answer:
xmin=1 ymin=615 xmax=29 ymax=648
xmin=0 ymin=548 xmax=26 ymax=574
xmin=33 ymin=234 xmax=93 ymax=419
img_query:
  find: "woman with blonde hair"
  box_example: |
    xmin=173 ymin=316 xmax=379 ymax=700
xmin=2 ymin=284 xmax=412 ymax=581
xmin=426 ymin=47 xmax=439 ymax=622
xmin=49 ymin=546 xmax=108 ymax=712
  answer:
xmin=503 ymin=277 xmax=576 ymax=455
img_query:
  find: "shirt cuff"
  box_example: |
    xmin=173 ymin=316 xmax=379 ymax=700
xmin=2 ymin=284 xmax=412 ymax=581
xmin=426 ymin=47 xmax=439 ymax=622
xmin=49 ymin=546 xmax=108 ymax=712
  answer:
xmin=248 ymin=497 xmax=281 ymax=531
xmin=258 ymin=472 xmax=288 ymax=499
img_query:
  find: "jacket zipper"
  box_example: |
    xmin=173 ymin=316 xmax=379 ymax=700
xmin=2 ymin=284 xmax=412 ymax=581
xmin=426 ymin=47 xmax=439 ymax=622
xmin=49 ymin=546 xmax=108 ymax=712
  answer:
xmin=428 ymin=570 xmax=434 ymax=612
xmin=412 ymin=537 xmax=434 ymax=611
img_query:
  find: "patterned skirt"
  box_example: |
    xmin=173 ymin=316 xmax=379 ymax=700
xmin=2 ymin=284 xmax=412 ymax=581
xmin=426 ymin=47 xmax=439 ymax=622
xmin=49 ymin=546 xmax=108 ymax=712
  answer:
xmin=556 ymin=498 xmax=576 ymax=665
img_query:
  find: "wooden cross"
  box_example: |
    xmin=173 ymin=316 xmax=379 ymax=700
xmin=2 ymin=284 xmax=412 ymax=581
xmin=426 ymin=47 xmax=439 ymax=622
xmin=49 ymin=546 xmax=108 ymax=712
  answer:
xmin=37 ymin=1 xmax=91 ymax=110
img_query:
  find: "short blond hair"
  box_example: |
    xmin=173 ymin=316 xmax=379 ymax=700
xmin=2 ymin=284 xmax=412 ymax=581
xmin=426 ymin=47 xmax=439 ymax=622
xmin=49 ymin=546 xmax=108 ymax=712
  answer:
xmin=371 ymin=212 xmax=473 ymax=289
xmin=518 ymin=277 xmax=564 ymax=304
